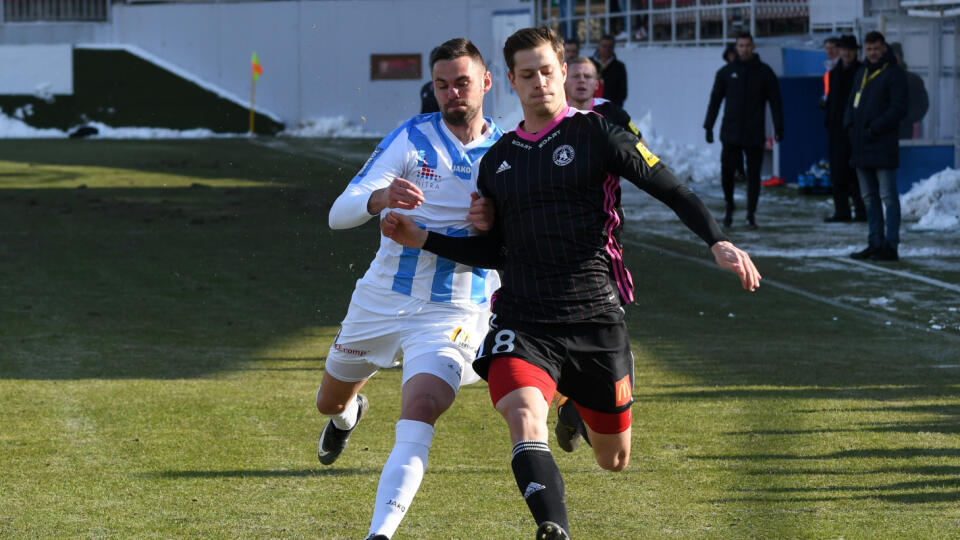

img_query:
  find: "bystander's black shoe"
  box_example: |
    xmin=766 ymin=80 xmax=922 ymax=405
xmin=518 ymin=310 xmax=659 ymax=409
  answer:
xmin=870 ymin=245 xmax=899 ymax=261
xmin=852 ymin=214 xmax=867 ymax=222
xmin=824 ymin=214 xmax=852 ymax=222
xmin=722 ymin=210 xmax=733 ymax=228
xmin=746 ymin=216 xmax=758 ymax=230
xmin=850 ymin=246 xmax=880 ymax=260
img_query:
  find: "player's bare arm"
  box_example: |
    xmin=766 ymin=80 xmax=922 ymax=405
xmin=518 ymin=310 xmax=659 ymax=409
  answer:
xmin=710 ymin=241 xmax=762 ymax=291
xmin=367 ymin=178 xmax=425 ymax=214
xmin=467 ymin=192 xmax=495 ymax=231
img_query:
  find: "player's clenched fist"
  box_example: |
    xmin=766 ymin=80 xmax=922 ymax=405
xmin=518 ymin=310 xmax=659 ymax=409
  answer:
xmin=467 ymin=192 xmax=495 ymax=231
xmin=710 ymin=240 xmax=762 ymax=291
xmin=367 ymin=178 xmax=425 ymax=214
xmin=381 ymin=211 xmax=428 ymax=248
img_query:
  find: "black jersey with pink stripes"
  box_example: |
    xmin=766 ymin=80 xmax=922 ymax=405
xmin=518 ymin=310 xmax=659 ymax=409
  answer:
xmin=422 ymin=106 xmax=726 ymax=323
xmin=466 ymin=107 xmax=724 ymax=323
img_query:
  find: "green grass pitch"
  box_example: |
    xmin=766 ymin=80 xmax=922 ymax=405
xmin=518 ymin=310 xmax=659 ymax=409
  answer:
xmin=1 ymin=138 xmax=959 ymax=539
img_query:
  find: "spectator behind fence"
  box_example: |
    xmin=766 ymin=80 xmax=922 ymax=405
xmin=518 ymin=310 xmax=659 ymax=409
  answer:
xmin=821 ymin=37 xmax=840 ymax=106
xmin=420 ymin=48 xmax=441 ymax=114
xmin=890 ymin=42 xmax=929 ymax=140
xmin=845 ymin=31 xmax=907 ymax=262
xmin=592 ymin=34 xmax=627 ymax=107
xmin=723 ymin=43 xmax=737 ymax=64
xmin=823 ymin=34 xmax=866 ymax=223
xmin=703 ymin=32 xmax=784 ymax=230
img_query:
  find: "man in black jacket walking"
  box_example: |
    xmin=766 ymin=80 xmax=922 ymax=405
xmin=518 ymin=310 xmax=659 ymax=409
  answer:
xmin=704 ymin=32 xmax=784 ymax=229
xmin=592 ymin=34 xmax=627 ymax=107
xmin=823 ymin=34 xmax=866 ymax=222
xmin=844 ymin=31 xmax=907 ymax=261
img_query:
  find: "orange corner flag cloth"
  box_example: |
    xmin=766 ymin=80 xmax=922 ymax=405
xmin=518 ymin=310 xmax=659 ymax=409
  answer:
xmin=251 ymin=52 xmax=263 ymax=81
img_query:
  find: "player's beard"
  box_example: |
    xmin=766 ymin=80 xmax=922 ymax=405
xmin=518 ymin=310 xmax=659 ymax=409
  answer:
xmin=441 ymin=101 xmax=479 ymax=127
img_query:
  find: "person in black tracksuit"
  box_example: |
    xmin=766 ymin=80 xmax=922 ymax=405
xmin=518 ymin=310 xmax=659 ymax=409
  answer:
xmin=704 ymin=32 xmax=784 ymax=229
xmin=844 ymin=31 xmax=908 ymax=262
xmin=823 ymin=34 xmax=866 ymax=222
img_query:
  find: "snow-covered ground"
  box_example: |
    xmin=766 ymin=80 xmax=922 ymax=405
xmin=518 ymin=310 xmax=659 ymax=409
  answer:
xmin=1 ymin=110 xmax=957 ymax=233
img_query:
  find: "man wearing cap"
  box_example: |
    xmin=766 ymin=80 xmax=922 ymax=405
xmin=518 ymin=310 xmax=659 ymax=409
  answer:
xmin=823 ymin=35 xmax=866 ymax=222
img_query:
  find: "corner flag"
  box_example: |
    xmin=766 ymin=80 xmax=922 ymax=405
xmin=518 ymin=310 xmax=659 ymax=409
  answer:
xmin=251 ymin=52 xmax=263 ymax=81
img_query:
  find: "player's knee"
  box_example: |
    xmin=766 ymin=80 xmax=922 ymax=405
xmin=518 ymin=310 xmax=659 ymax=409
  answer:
xmin=316 ymin=394 xmax=347 ymax=416
xmin=596 ymin=449 xmax=630 ymax=472
xmin=501 ymin=404 xmax=544 ymax=431
xmin=401 ymin=392 xmax=449 ymax=423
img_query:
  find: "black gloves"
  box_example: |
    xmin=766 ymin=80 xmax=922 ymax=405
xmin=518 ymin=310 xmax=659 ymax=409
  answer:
xmin=705 ymin=129 xmax=714 ymax=144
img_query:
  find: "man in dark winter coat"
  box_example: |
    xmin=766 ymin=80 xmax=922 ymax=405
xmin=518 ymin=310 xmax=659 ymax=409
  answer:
xmin=823 ymin=34 xmax=866 ymax=222
xmin=704 ymin=32 xmax=784 ymax=229
xmin=844 ymin=31 xmax=907 ymax=261
xmin=592 ymin=34 xmax=627 ymax=107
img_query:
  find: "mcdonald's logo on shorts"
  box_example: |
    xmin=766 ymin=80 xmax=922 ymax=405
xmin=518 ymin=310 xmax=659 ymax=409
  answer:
xmin=614 ymin=374 xmax=632 ymax=407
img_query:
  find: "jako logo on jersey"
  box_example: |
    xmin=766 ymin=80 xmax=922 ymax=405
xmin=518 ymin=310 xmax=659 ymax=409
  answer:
xmin=358 ymin=148 xmax=383 ymax=177
xmin=614 ymin=374 xmax=632 ymax=407
xmin=496 ymin=161 xmax=511 ymax=173
xmin=511 ymin=139 xmax=533 ymax=150
xmin=552 ymin=145 xmax=575 ymax=166
xmin=452 ymin=164 xmax=472 ymax=179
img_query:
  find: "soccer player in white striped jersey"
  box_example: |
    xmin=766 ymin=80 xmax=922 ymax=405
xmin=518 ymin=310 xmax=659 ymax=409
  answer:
xmin=316 ymin=38 xmax=502 ymax=540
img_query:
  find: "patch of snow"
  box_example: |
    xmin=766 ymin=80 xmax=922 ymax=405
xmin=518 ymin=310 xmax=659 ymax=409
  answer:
xmin=902 ymin=167 xmax=960 ymax=231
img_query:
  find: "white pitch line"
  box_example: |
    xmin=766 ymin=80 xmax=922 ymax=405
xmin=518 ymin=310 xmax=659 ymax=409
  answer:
xmin=624 ymin=239 xmax=959 ymax=340
xmin=834 ymin=257 xmax=960 ymax=294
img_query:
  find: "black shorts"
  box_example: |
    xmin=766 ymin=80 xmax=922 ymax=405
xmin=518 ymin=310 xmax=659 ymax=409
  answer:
xmin=473 ymin=310 xmax=635 ymax=414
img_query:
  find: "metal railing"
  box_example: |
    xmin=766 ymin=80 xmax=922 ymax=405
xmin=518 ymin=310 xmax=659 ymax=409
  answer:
xmin=537 ymin=0 xmax=810 ymax=46
xmin=3 ymin=0 xmax=109 ymax=22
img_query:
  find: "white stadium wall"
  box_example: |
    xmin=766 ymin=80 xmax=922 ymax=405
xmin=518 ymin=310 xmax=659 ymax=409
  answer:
xmin=0 ymin=0 xmax=777 ymax=146
xmin=109 ymin=0 xmax=526 ymax=135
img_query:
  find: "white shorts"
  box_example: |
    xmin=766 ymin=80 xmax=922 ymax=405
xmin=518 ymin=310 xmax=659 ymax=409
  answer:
xmin=325 ymin=284 xmax=489 ymax=392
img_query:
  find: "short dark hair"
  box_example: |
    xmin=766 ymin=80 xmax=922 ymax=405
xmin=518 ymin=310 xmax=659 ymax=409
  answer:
xmin=864 ymin=31 xmax=886 ymax=45
xmin=736 ymin=31 xmax=754 ymax=42
xmin=430 ymin=38 xmax=485 ymax=71
xmin=600 ymin=34 xmax=615 ymax=44
xmin=565 ymin=38 xmax=580 ymax=47
xmin=503 ymin=27 xmax=564 ymax=72
xmin=824 ymin=37 xmax=840 ymax=46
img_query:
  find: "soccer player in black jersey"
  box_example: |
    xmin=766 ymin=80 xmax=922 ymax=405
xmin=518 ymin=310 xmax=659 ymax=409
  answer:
xmin=564 ymin=56 xmax=646 ymax=145
xmin=382 ymin=27 xmax=761 ymax=540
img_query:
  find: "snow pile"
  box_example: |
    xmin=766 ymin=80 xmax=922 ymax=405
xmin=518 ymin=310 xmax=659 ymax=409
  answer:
xmin=81 ymin=121 xmax=233 ymax=139
xmin=0 ymin=111 xmax=239 ymax=139
xmin=0 ymin=113 xmax=66 ymax=138
xmin=636 ymin=110 xmax=720 ymax=184
xmin=902 ymin=167 xmax=960 ymax=231
xmin=280 ymin=116 xmax=368 ymax=138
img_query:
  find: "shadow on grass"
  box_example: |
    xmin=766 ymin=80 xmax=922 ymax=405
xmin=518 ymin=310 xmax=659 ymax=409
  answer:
xmin=711 ymin=490 xmax=960 ymax=504
xmin=152 ymin=468 xmax=372 ymax=479
xmin=691 ymin=447 xmax=960 ymax=460
xmin=0 ymin=139 xmax=381 ymax=380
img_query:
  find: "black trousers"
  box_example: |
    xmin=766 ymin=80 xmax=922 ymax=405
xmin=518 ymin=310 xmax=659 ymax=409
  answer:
xmin=828 ymin=134 xmax=865 ymax=218
xmin=721 ymin=144 xmax=764 ymax=217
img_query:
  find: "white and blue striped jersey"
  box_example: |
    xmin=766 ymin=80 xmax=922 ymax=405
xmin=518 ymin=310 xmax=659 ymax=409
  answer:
xmin=329 ymin=112 xmax=503 ymax=308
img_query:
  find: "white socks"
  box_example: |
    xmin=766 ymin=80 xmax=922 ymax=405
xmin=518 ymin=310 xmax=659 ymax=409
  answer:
xmin=330 ymin=394 xmax=359 ymax=430
xmin=367 ymin=419 xmax=435 ymax=539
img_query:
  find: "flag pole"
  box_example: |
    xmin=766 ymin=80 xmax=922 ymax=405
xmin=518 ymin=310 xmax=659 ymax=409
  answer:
xmin=248 ymin=73 xmax=256 ymax=138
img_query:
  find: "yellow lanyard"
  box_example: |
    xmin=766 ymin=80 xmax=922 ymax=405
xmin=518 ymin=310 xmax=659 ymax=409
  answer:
xmin=853 ymin=63 xmax=887 ymax=108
